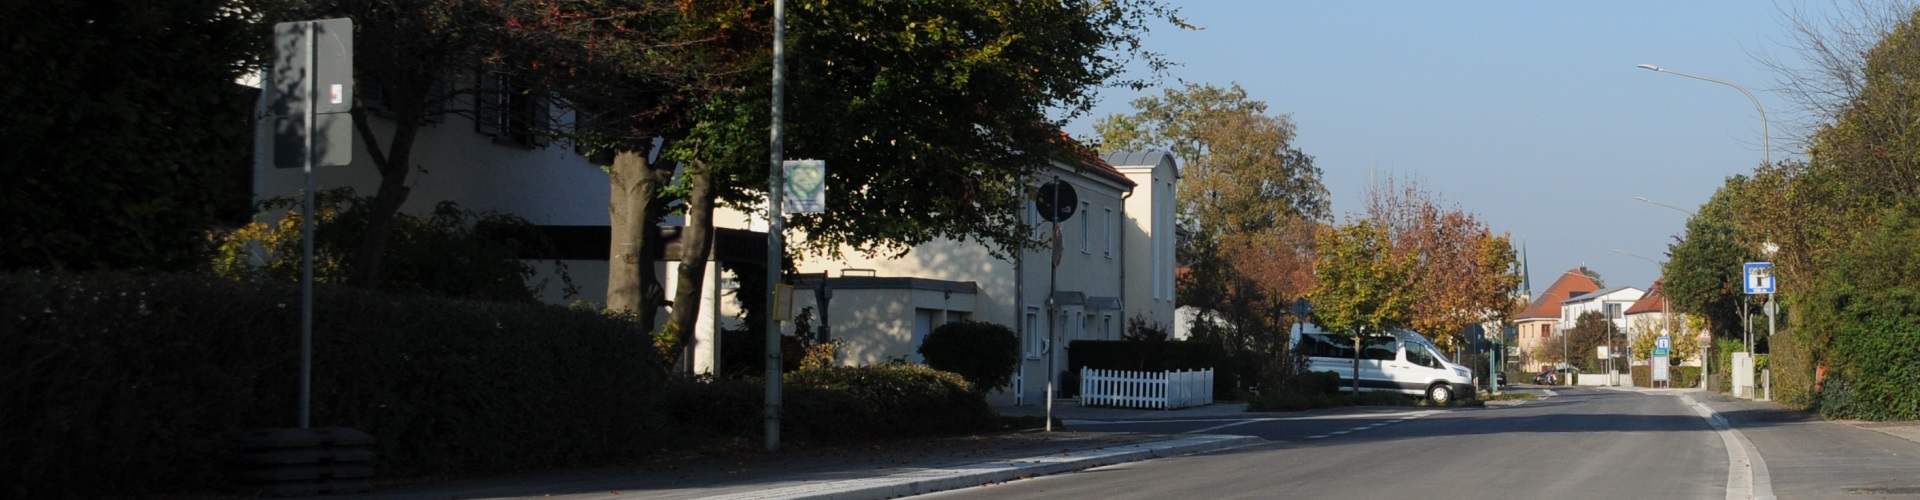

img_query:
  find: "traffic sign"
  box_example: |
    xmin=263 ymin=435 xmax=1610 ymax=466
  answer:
xmin=1651 ymin=347 xmax=1670 ymax=357
xmin=1744 ymin=262 xmax=1776 ymax=294
xmin=1656 ymin=335 xmax=1671 ymax=350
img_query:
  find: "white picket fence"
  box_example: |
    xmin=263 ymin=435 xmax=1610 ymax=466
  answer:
xmin=1079 ymin=367 xmax=1214 ymax=410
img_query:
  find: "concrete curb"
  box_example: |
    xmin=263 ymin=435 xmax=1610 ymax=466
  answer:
xmin=698 ymin=434 xmax=1266 ymax=500
xmin=1679 ymin=393 xmax=1775 ymax=500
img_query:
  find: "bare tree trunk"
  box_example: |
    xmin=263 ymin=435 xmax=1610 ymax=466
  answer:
xmin=606 ymin=148 xmax=673 ymax=331
xmin=346 ymin=98 xmax=421 ymax=290
xmin=669 ymin=162 xmax=719 ymax=361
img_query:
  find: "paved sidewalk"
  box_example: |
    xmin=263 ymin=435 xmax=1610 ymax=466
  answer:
xmin=1602 ymin=386 xmax=1920 ymax=498
xmin=1684 ymin=389 xmax=1920 ymax=448
xmin=323 ymin=401 xmax=1263 ymax=500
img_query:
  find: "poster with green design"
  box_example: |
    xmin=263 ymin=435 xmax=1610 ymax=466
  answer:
xmin=782 ymin=159 xmax=825 ymax=214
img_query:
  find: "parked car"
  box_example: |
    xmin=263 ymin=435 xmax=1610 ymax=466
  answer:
xmin=1289 ymin=323 xmax=1475 ymax=404
xmin=1533 ymin=368 xmax=1578 ymax=385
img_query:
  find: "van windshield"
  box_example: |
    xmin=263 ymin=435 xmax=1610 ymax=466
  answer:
xmin=1409 ymin=338 xmax=1452 ymax=365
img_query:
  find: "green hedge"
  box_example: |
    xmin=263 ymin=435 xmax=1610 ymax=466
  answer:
xmin=918 ymin=320 xmax=1020 ymax=392
xmin=784 ymin=365 xmax=996 ymax=437
xmin=1629 ymin=365 xmax=1701 ymax=388
xmin=2 ymin=271 xmax=672 ymax=498
xmin=1800 ymin=210 xmax=1920 ymax=420
xmin=2 ymin=271 xmax=1013 ymax=497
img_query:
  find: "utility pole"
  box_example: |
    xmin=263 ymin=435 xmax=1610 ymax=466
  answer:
xmin=763 ymin=0 xmax=786 ymax=452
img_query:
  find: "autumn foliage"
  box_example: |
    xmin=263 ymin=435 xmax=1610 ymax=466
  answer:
xmin=1362 ymin=174 xmax=1522 ymax=350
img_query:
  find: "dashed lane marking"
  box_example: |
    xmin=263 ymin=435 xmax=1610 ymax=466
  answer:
xmin=1302 ymin=410 xmax=1443 ymax=441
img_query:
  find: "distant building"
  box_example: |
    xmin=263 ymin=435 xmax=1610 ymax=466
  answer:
xmin=1622 ymin=279 xmax=1697 ymax=366
xmin=1513 ymin=268 xmax=1599 ymax=370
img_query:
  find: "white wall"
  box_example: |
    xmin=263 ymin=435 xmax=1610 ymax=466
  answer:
xmin=1113 ymin=153 xmax=1178 ymax=331
xmin=255 ymin=94 xmax=609 ymax=227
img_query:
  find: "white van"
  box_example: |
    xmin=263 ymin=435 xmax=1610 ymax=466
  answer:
xmin=1289 ymin=323 xmax=1475 ymax=404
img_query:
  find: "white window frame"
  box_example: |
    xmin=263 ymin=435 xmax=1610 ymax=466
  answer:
xmin=1024 ymin=306 xmax=1042 ymax=359
xmin=1103 ymin=207 xmax=1114 ymax=258
xmin=1080 ymin=201 xmax=1092 ymax=254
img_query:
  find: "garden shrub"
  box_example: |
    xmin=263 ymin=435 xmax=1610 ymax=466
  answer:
xmin=211 ymin=188 xmax=577 ymax=302
xmin=719 ymin=326 xmax=806 ymax=379
xmin=1 ymin=271 xmax=665 ymax=498
xmin=1630 ymin=365 xmax=1700 ymax=388
xmin=658 ymin=365 xmax=996 ymax=445
xmin=917 ymin=320 xmax=1020 ymax=392
xmin=784 ymin=365 xmax=996 ymax=437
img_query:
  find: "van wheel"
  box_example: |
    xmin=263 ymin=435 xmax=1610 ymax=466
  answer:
xmin=1427 ymin=383 xmax=1453 ymax=405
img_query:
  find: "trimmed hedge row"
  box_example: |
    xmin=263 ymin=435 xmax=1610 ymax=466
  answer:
xmin=2 ymin=271 xmax=1001 ymax=498
xmin=1066 ymin=339 xmax=1218 ymax=372
xmin=1629 ymin=365 xmax=1702 ymax=388
xmin=1 ymin=271 xmax=670 ymax=498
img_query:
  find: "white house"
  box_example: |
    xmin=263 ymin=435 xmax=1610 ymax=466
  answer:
xmin=1560 ymin=285 xmax=1644 ymax=332
xmin=745 ymin=151 xmax=1180 ymax=406
xmin=250 ymin=67 xmax=1181 ymax=406
xmin=1561 ymin=285 xmax=1644 ymax=365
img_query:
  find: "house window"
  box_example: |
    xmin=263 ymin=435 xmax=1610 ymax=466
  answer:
xmin=1080 ymin=201 xmax=1091 ymax=254
xmin=1102 ymin=314 xmax=1113 ymax=340
xmin=476 ymin=69 xmax=551 ymax=148
xmin=1103 ymin=207 xmax=1114 ymax=258
xmin=1024 ymin=307 xmax=1041 ymax=359
xmin=1080 ymin=313 xmax=1092 ymax=341
xmin=359 ymin=75 xmax=447 ymax=124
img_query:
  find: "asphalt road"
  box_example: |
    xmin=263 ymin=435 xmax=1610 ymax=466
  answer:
xmin=925 ymin=388 xmax=1727 ymax=499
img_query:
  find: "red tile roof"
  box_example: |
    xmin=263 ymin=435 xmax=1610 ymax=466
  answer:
xmin=1624 ymin=279 xmax=1666 ymax=315
xmin=1516 ymin=269 xmax=1600 ymax=320
xmin=1052 ymin=132 xmax=1135 ymax=187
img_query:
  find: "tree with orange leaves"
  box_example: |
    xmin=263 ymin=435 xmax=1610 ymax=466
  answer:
xmin=1362 ymin=174 xmax=1522 ymax=352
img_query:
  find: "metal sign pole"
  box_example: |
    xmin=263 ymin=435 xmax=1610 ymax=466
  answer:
xmin=1045 ymin=178 xmax=1058 ymax=432
xmin=298 ymin=20 xmax=316 ymax=430
xmin=764 ymin=0 xmax=787 ymax=452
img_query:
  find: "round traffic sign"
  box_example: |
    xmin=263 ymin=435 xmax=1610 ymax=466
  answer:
xmin=1035 ymin=180 xmax=1078 ymax=222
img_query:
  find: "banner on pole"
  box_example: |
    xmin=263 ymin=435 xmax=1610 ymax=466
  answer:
xmin=782 ymin=160 xmax=825 ymax=214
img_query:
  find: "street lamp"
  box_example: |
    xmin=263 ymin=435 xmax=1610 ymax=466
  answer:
xmin=1634 ymin=196 xmax=1696 ymax=217
xmin=1636 ymin=64 xmax=1770 ymax=168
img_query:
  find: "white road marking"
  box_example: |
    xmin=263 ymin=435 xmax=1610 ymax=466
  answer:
xmin=1681 ymin=394 xmax=1774 ymax=500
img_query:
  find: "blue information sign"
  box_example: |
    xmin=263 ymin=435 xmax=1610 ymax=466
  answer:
xmin=1744 ymin=262 xmax=1775 ymax=294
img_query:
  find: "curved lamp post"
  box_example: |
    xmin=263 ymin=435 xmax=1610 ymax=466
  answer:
xmin=1634 ymin=196 xmax=1696 ymax=217
xmin=1636 ymin=64 xmax=1769 ymax=168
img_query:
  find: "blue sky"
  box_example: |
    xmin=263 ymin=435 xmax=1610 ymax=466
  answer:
xmin=1063 ymin=1 xmax=1820 ymax=298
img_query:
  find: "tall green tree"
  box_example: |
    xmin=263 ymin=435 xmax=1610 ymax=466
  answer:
xmin=1095 ymin=82 xmax=1329 ymax=347
xmin=492 ymin=0 xmax=770 ymax=347
xmin=265 ymin=0 xmax=527 ymax=291
xmin=1563 ymin=310 xmax=1624 ymax=373
xmin=506 ymin=0 xmax=1184 ymax=360
xmin=1363 ymin=174 xmax=1521 ymax=350
xmin=1663 ymin=176 xmax=1758 ymax=344
xmin=1738 ymin=7 xmax=1920 ymax=410
xmin=1310 ymin=220 xmax=1418 ymax=394
xmin=2 ymin=0 xmax=263 ymax=271
xmin=1095 ymin=82 xmax=1329 ymax=235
